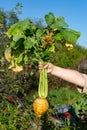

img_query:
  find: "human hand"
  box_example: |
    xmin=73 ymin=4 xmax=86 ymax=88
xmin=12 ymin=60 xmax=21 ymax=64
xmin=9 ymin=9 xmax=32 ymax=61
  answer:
xmin=38 ymin=62 xmax=54 ymax=73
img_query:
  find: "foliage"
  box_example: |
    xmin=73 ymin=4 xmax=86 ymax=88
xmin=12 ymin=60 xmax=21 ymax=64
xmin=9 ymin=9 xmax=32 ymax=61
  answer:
xmin=48 ymin=87 xmax=87 ymax=110
xmin=14 ymin=2 xmax=23 ymax=15
xmin=7 ymin=11 xmax=19 ymax=28
xmin=0 ymin=8 xmax=6 ymax=32
xmin=50 ymin=43 xmax=87 ymax=69
xmin=0 ymin=69 xmax=87 ymax=130
xmin=0 ymin=69 xmax=38 ymax=130
xmin=5 ymin=12 xmax=80 ymax=72
xmin=0 ymin=8 xmax=19 ymax=33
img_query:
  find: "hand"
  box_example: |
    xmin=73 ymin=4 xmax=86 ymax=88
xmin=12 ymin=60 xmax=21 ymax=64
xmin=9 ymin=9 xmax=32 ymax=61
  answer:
xmin=38 ymin=62 xmax=54 ymax=73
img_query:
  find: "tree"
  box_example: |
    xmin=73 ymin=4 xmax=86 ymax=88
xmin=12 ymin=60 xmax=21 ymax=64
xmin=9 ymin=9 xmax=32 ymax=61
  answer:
xmin=0 ymin=8 xmax=19 ymax=56
xmin=0 ymin=8 xmax=6 ymax=34
xmin=7 ymin=10 xmax=19 ymax=29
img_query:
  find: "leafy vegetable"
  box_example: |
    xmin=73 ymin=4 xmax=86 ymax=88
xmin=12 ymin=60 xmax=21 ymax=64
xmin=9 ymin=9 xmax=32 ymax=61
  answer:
xmin=5 ymin=12 xmax=81 ymax=71
xmin=5 ymin=12 xmax=81 ymax=117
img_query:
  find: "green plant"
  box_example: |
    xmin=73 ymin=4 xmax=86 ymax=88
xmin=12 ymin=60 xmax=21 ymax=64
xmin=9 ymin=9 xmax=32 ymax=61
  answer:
xmin=5 ymin=12 xmax=80 ymax=71
xmin=4 ymin=12 xmax=80 ymax=118
xmin=0 ymin=69 xmax=38 ymax=130
xmin=47 ymin=87 xmax=87 ymax=129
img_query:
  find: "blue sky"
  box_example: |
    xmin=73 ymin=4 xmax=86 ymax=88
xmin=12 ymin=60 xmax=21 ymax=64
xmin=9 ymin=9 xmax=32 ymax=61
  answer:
xmin=0 ymin=0 xmax=87 ymax=48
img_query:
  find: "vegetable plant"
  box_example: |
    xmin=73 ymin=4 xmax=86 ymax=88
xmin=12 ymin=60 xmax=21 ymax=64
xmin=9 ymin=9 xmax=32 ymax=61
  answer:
xmin=5 ymin=12 xmax=81 ymax=117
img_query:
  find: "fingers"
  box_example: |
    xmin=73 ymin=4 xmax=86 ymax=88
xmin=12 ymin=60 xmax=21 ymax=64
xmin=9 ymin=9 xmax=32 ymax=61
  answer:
xmin=38 ymin=62 xmax=52 ymax=73
xmin=44 ymin=63 xmax=49 ymax=69
xmin=38 ymin=62 xmax=43 ymax=71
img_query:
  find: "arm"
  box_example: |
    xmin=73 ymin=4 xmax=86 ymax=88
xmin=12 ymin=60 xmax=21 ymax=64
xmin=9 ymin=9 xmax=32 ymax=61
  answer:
xmin=39 ymin=62 xmax=87 ymax=94
xmin=51 ymin=65 xmax=85 ymax=87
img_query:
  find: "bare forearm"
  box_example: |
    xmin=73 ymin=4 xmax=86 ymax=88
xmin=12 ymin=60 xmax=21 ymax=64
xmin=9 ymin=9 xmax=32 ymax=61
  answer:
xmin=38 ymin=62 xmax=87 ymax=93
xmin=51 ymin=65 xmax=86 ymax=87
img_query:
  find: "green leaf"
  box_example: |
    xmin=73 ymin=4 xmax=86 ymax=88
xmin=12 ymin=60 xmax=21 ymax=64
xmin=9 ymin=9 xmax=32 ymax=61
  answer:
xmin=45 ymin=12 xmax=55 ymax=26
xmin=23 ymin=37 xmax=36 ymax=49
xmin=45 ymin=12 xmax=68 ymax=29
xmin=7 ymin=18 xmax=32 ymax=37
xmin=10 ymin=41 xmax=16 ymax=48
xmin=15 ymin=53 xmax=23 ymax=64
xmin=24 ymin=54 xmax=28 ymax=64
xmin=13 ymin=33 xmax=25 ymax=42
xmin=49 ymin=44 xmax=55 ymax=52
xmin=57 ymin=16 xmax=69 ymax=27
xmin=51 ymin=16 xmax=68 ymax=29
xmin=40 ymin=50 xmax=50 ymax=61
xmin=53 ymin=33 xmax=63 ymax=41
xmin=31 ymin=25 xmax=36 ymax=31
xmin=36 ymin=29 xmax=44 ymax=38
xmin=62 ymin=28 xmax=81 ymax=43
xmin=6 ymin=23 xmax=18 ymax=37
